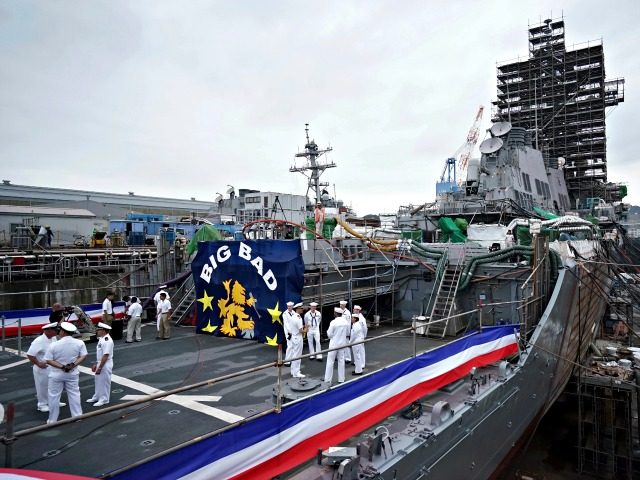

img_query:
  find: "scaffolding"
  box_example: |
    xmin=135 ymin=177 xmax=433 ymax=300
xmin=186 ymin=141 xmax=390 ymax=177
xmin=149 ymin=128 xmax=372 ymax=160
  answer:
xmin=493 ymin=17 xmax=625 ymax=206
xmin=577 ymin=375 xmax=639 ymax=479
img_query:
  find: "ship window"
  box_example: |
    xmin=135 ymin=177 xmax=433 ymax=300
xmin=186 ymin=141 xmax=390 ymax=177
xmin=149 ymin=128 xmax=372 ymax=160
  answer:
xmin=522 ymin=173 xmax=532 ymax=192
xmin=543 ymin=183 xmax=551 ymax=199
xmin=264 ymin=197 xmax=269 ymax=208
xmin=535 ymin=179 xmax=542 ymax=195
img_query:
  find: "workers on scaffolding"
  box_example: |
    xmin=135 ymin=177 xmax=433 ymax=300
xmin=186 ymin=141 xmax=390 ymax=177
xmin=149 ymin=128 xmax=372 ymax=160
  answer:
xmin=314 ymin=201 xmax=325 ymax=237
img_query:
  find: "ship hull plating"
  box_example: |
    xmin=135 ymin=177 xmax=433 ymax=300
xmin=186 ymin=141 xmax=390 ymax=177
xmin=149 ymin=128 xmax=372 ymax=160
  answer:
xmin=366 ymin=263 xmax=608 ymax=479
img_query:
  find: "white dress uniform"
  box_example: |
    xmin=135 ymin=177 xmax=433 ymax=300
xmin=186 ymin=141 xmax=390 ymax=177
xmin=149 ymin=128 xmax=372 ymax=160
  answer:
xmin=90 ymin=333 xmax=114 ymax=405
xmin=289 ymin=312 xmax=305 ymax=378
xmin=44 ymin=336 xmax=88 ymax=423
xmin=282 ymin=308 xmax=297 ymax=362
xmin=324 ymin=313 xmax=350 ymax=384
xmin=341 ymin=307 xmax=352 ymax=362
xmin=126 ymin=301 xmax=143 ymax=342
xmin=304 ymin=308 xmax=322 ymax=360
xmin=358 ymin=313 xmax=368 ymax=367
xmin=26 ymin=332 xmax=57 ymax=411
xmin=350 ymin=318 xmax=366 ymax=374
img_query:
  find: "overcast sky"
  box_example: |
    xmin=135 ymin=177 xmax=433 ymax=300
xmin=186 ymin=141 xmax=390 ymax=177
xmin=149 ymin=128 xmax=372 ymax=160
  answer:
xmin=1 ymin=1 xmax=638 ymax=215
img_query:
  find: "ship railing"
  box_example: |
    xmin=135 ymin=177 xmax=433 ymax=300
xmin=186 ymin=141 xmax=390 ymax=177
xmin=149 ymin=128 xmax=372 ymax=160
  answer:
xmin=1 ymin=301 xmax=531 ymax=472
xmin=0 ymin=315 xmax=23 ymax=355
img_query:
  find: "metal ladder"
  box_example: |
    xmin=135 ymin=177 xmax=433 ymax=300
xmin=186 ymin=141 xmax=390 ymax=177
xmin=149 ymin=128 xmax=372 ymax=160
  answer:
xmin=173 ymin=276 xmax=196 ymax=325
xmin=425 ymin=263 xmax=463 ymax=338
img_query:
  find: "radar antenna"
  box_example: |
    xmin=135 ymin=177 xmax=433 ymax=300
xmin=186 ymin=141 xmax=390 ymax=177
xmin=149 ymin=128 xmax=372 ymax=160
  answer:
xmin=289 ymin=124 xmax=335 ymax=206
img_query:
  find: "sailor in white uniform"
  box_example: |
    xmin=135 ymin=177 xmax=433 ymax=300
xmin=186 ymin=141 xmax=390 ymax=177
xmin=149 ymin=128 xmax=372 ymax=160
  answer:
xmin=339 ymin=300 xmax=352 ymax=363
xmin=87 ymin=323 xmax=114 ymax=407
xmin=44 ymin=322 xmax=87 ymax=423
xmin=353 ymin=305 xmax=368 ymax=367
xmin=282 ymin=301 xmax=296 ymax=363
xmin=349 ymin=310 xmax=366 ymax=376
xmin=289 ymin=302 xmax=307 ymax=378
xmin=304 ymin=302 xmax=322 ymax=360
xmin=324 ymin=307 xmax=350 ymax=384
xmin=26 ymin=323 xmax=61 ymax=412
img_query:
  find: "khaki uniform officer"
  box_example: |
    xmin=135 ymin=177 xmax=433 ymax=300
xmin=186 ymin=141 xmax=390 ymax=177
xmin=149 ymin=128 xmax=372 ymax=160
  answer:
xmin=157 ymin=293 xmax=173 ymax=340
xmin=102 ymin=291 xmax=115 ymax=326
xmin=125 ymin=296 xmax=143 ymax=343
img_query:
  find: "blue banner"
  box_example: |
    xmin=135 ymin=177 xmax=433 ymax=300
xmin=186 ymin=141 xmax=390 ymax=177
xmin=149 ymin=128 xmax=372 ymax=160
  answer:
xmin=191 ymin=240 xmax=304 ymax=345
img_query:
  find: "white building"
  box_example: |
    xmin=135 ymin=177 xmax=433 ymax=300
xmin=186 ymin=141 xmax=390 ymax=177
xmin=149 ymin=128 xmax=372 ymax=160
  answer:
xmin=235 ymin=191 xmax=307 ymax=225
xmin=0 ymin=205 xmax=104 ymax=247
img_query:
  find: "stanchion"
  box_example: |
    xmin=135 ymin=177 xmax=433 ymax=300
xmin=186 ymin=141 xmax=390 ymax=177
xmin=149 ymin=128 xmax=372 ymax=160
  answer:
xmin=1 ymin=315 xmax=5 ymax=352
xmin=17 ymin=318 xmax=22 ymax=355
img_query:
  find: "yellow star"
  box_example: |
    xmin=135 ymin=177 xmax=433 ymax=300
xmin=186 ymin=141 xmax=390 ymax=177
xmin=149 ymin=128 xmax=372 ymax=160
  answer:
xmin=197 ymin=291 xmax=214 ymax=311
xmin=265 ymin=333 xmax=279 ymax=346
xmin=202 ymin=321 xmax=218 ymax=333
xmin=267 ymin=301 xmax=282 ymax=325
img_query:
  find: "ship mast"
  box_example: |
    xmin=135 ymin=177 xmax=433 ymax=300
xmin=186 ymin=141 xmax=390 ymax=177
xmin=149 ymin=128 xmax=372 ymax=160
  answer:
xmin=290 ymin=124 xmax=335 ymax=208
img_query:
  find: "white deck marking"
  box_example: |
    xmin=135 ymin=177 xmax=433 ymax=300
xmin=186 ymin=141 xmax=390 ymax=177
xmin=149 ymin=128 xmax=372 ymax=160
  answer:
xmin=0 ymin=358 xmax=30 ymax=371
xmin=2 ymin=346 xmax=243 ymax=424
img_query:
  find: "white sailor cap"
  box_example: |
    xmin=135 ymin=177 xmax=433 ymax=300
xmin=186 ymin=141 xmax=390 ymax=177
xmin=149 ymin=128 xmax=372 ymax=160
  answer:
xmin=353 ymin=305 xmax=362 ymax=311
xmin=96 ymin=322 xmax=112 ymax=330
xmin=42 ymin=322 xmax=58 ymax=330
xmin=293 ymin=302 xmax=304 ymax=309
xmin=286 ymin=301 xmax=294 ymax=307
xmin=59 ymin=322 xmax=77 ymax=333
xmin=334 ymin=307 xmax=343 ymax=314
xmin=339 ymin=300 xmax=347 ymax=306
xmin=309 ymin=302 xmax=318 ymax=307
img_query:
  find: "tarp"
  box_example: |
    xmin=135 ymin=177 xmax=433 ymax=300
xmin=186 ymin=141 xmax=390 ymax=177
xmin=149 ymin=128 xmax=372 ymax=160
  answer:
xmin=186 ymin=225 xmax=223 ymax=256
xmin=533 ymin=206 xmax=559 ymax=220
xmin=191 ymin=240 xmax=304 ymax=344
xmin=438 ymin=217 xmax=466 ymax=243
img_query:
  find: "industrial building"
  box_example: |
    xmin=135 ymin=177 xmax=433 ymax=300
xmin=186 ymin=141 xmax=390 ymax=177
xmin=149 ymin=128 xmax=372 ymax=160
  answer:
xmin=0 ymin=205 xmax=101 ymax=247
xmin=0 ymin=181 xmax=308 ymax=247
xmin=493 ymin=17 xmax=625 ymax=206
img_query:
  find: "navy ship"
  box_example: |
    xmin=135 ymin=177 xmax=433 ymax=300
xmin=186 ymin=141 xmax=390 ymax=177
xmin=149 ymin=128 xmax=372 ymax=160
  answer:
xmin=0 ymin=18 xmax=630 ymax=480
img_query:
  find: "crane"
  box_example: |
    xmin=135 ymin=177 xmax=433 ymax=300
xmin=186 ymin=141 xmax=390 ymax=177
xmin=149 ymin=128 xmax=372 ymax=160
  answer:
xmin=436 ymin=105 xmax=484 ymax=196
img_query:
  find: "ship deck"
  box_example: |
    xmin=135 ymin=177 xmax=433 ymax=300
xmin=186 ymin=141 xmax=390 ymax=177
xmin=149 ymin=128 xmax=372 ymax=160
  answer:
xmin=0 ymin=320 xmax=449 ymax=478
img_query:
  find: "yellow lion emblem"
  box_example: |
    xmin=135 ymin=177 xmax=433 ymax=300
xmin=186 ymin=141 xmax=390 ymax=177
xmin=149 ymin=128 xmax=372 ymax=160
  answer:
xmin=217 ymin=279 xmax=256 ymax=336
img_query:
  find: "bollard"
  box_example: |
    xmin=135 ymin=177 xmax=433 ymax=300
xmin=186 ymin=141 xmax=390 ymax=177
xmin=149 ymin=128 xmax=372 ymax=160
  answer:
xmin=1 ymin=315 xmax=5 ymax=353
